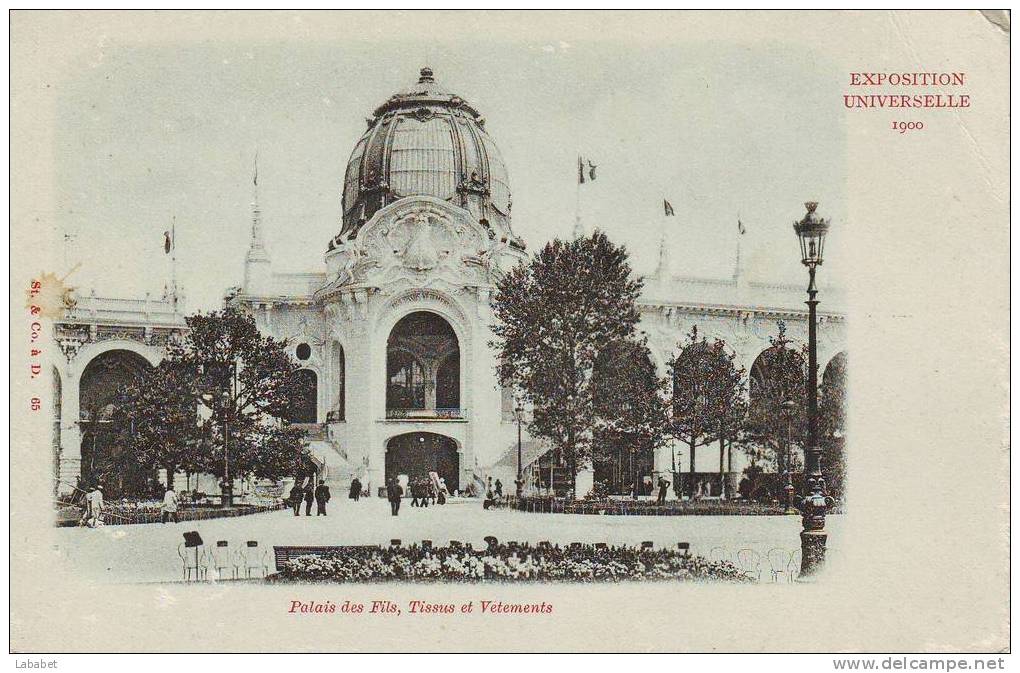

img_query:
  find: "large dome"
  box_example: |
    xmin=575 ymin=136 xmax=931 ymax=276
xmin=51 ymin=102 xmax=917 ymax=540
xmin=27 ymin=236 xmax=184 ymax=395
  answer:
xmin=330 ymin=67 xmax=517 ymax=250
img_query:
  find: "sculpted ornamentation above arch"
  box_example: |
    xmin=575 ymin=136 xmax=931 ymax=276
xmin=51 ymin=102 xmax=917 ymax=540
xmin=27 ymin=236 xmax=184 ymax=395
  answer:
xmin=328 ymin=196 xmax=524 ymax=290
xmin=379 ymin=287 xmax=469 ymax=331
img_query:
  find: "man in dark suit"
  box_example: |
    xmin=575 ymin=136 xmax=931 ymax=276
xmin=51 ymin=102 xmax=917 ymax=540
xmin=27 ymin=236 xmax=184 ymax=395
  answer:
xmin=387 ymin=478 xmax=403 ymax=516
xmin=304 ymin=483 xmax=315 ymax=516
xmin=657 ymin=477 xmax=671 ymax=505
xmin=314 ymin=483 xmax=331 ymax=516
xmin=289 ymin=484 xmax=303 ymax=516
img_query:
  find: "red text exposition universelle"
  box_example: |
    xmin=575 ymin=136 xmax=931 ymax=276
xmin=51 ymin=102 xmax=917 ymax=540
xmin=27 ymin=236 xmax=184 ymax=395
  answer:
xmin=844 ymin=71 xmax=970 ymax=109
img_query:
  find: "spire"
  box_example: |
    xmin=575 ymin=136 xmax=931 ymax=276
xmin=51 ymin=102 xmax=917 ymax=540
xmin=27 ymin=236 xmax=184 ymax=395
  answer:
xmin=246 ymin=151 xmax=269 ymax=263
xmin=244 ymin=151 xmax=271 ymax=295
xmin=655 ymin=229 xmax=671 ymax=279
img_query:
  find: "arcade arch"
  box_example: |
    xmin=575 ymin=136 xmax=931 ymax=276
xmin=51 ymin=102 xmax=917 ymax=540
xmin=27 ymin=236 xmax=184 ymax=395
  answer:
xmin=385 ymin=311 xmax=461 ymax=416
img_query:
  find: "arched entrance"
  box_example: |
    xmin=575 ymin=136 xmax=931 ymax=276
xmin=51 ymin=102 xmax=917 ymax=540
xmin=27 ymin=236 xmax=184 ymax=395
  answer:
xmin=746 ymin=342 xmax=807 ymax=478
xmin=749 ymin=344 xmax=807 ymax=413
xmin=386 ymin=311 xmax=461 ymax=418
xmin=385 ymin=432 xmax=459 ymax=493
xmin=78 ymin=349 xmax=154 ymax=497
xmin=288 ymin=369 xmax=318 ymax=423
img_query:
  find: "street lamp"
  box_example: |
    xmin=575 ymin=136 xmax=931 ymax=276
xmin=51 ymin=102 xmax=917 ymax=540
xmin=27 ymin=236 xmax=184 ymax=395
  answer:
xmin=220 ymin=388 xmax=232 ymax=508
xmin=793 ymin=201 xmax=834 ymax=576
xmin=198 ymin=360 xmax=235 ymax=508
xmin=781 ymin=399 xmax=798 ymax=514
xmin=514 ymin=399 xmax=525 ymax=498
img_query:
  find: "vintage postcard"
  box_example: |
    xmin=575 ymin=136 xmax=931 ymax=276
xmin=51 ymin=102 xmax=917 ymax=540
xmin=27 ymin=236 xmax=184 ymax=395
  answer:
xmin=9 ymin=10 xmax=1010 ymax=655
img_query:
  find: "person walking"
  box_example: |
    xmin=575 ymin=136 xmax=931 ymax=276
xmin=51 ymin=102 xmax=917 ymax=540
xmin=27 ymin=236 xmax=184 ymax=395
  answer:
xmin=387 ymin=477 xmax=403 ymax=516
xmin=349 ymin=477 xmax=362 ymax=502
xmin=304 ymin=483 xmax=315 ymax=516
xmin=494 ymin=479 xmax=503 ymax=500
xmin=409 ymin=480 xmax=420 ymax=508
xmin=314 ymin=482 xmax=331 ymax=516
xmin=161 ymin=485 xmax=179 ymax=523
xmin=83 ymin=484 xmax=104 ymax=527
xmin=656 ymin=476 xmax=670 ymax=505
xmin=289 ymin=484 xmax=303 ymax=516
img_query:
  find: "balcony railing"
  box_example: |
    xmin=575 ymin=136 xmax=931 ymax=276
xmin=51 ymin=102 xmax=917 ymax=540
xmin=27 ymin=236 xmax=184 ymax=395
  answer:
xmin=385 ymin=408 xmax=465 ymax=420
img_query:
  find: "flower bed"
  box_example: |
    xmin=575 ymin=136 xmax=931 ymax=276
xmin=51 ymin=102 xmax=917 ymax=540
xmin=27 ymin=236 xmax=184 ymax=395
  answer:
xmin=493 ymin=496 xmax=786 ymax=516
xmin=269 ymin=543 xmax=753 ymax=583
xmin=56 ymin=500 xmax=287 ymax=526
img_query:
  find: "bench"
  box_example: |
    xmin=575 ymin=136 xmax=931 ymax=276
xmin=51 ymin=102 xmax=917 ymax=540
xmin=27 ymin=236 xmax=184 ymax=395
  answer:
xmin=273 ymin=545 xmax=381 ymax=571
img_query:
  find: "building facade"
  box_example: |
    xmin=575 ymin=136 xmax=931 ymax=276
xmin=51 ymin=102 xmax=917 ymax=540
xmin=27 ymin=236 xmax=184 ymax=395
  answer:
xmin=53 ymin=68 xmax=846 ymax=499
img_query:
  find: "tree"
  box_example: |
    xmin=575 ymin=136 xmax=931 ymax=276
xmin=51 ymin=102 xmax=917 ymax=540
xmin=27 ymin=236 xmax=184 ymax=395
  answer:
xmin=116 ymin=307 xmax=306 ymax=497
xmin=112 ymin=361 xmax=208 ymax=482
xmin=174 ymin=306 xmax=308 ymax=490
xmin=668 ymin=327 xmax=747 ymax=498
xmin=742 ymin=323 xmax=808 ymax=480
xmin=113 ymin=306 xmax=308 ymax=499
xmin=491 ymin=230 xmax=643 ymax=497
xmin=591 ymin=338 xmax=672 ymax=497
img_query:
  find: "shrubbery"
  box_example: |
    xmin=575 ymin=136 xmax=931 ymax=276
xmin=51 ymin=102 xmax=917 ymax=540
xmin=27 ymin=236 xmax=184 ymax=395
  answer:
xmin=270 ymin=542 xmax=753 ymax=583
xmin=498 ymin=496 xmax=785 ymax=516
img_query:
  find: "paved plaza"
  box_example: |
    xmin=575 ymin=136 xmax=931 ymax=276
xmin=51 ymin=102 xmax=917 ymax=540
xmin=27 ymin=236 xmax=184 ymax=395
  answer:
xmin=52 ymin=498 xmax=844 ymax=584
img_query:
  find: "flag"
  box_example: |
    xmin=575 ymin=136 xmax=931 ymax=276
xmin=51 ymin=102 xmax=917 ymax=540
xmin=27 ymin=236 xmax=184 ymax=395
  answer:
xmin=737 ymin=218 xmax=746 ymax=235
xmin=578 ymin=156 xmax=585 ymax=184
xmin=579 ymin=156 xmax=598 ymax=184
xmin=587 ymin=160 xmax=597 ymax=182
xmin=163 ymin=230 xmax=172 ymax=254
xmin=664 ymin=200 xmax=675 ymax=217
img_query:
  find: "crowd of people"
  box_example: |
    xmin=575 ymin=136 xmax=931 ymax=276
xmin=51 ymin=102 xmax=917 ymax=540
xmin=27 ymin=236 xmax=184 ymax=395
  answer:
xmin=386 ymin=474 xmax=451 ymax=516
xmin=271 ymin=540 xmax=753 ymax=583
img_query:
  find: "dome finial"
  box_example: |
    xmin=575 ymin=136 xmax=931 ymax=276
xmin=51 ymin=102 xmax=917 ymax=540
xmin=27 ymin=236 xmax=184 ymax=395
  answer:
xmin=419 ymin=66 xmax=434 ymax=83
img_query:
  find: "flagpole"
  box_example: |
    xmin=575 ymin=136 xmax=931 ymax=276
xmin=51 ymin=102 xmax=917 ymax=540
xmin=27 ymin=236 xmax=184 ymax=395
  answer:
xmin=574 ymin=154 xmax=582 ymax=238
xmin=734 ymin=212 xmax=744 ymax=282
xmin=171 ymin=214 xmax=177 ymax=305
xmin=658 ymin=199 xmax=674 ymax=279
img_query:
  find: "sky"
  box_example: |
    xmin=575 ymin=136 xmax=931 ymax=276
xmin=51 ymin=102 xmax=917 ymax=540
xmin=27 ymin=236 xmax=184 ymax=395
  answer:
xmin=52 ymin=30 xmax=846 ymax=311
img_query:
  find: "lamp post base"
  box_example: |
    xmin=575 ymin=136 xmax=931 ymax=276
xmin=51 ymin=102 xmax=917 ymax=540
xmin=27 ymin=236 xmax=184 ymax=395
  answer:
xmin=799 ymin=529 xmax=827 ymax=576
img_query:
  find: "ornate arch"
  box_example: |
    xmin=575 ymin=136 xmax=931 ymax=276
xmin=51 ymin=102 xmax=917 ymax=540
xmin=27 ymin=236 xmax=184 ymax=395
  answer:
xmin=71 ymin=338 xmax=163 ymax=377
xmin=381 ymin=428 xmax=464 ymax=452
xmin=382 ymin=308 xmax=464 ymax=415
